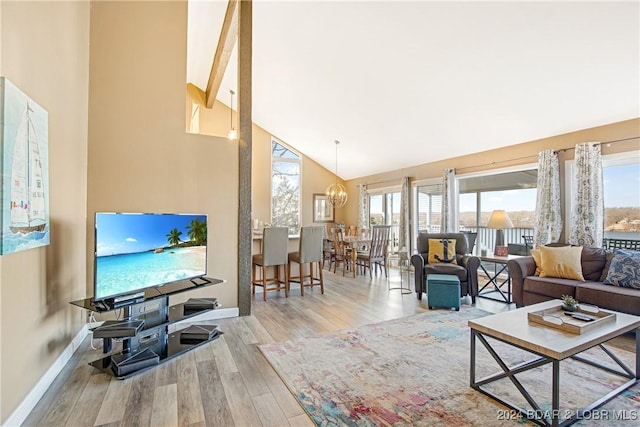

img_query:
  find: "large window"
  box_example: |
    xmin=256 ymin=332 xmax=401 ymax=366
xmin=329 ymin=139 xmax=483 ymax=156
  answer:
xmin=565 ymin=151 xmax=640 ymax=245
xmin=458 ymin=168 xmax=537 ymax=253
xmin=602 ymin=153 xmax=640 ymax=241
xmin=368 ymin=189 xmax=401 ymax=252
xmin=415 ymin=182 xmax=443 ymax=233
xmin=271 ymin=139 xmax=300 ymax=234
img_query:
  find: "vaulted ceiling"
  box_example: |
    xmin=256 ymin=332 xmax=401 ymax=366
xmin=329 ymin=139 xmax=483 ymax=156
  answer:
xmin=187 ymin=0 xmax=639 ymax=180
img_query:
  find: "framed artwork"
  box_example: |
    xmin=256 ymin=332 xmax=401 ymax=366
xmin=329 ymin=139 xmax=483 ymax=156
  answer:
xmin=313 ymin=193 xmax=334 ymax=223
xmin=0 ymin=77 xmax=50 ymax=255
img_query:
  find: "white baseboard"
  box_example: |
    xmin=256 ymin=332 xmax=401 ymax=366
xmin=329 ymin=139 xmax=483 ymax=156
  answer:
xmin=4 ymin=306 xmax=239 ymax=427
xmin=4 ymin=324 xmax=89 ymax=427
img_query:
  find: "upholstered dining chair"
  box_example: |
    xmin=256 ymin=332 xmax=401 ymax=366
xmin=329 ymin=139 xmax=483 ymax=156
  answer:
xmin=356 ymin=225 xmax=391 ymax=278
xmin=288 ymin=226 xmax=325 ymax=296
xmin=252 ymin=226 xmax=289 ymax=300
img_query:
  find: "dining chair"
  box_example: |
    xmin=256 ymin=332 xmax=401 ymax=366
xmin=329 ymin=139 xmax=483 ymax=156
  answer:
xmin=322 ymin=226 xmax=334 ymax=270
xmin=330 ymin=228 xmax=352 ymax=276
xmin=288 ymin=226 xmax=324 ymax=296
xmin=346 ymin=225 xmax=358 ymax=237
xmin=356 ymin=225 xmax=391 ymax=278
xmin=522 ymin=235 xmax=534 ymax=254
xmin=252 ymin=226 xmax=289 ymax=300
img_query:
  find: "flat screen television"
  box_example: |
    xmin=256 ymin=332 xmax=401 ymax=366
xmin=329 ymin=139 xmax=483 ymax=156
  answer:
xmin=93 ymin=212 xmax=208 ymax=302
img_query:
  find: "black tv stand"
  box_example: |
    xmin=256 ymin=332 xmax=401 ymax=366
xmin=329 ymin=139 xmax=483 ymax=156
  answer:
xmin=70 ymin=276 xmax=224 ymax=378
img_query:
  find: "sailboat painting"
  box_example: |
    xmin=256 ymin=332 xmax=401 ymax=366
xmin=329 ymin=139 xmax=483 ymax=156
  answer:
xmin=0 ymin=77 xmax=50 ymax=255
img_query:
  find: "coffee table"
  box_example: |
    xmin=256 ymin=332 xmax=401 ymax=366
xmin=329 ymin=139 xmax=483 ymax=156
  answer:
xmin=469 ymin=300 xmax=640 ymax=427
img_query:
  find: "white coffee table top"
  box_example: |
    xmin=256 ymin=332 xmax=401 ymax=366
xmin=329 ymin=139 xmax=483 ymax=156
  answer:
xmin=468 ymin=299 xmax=640 ymax=359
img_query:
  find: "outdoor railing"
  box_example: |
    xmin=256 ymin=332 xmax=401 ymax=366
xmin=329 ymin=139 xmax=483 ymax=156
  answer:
xmin=415 ymin=226 xmax=534 ymax=255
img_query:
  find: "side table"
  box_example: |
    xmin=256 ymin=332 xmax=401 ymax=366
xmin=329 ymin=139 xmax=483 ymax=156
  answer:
xmin=387 ymin=253 xmax=412 ymax=294
xmin=477 ymin=254 xmax=523 ymax=304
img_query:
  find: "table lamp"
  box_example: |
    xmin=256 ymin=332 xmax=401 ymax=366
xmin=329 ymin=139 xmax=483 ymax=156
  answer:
xmin=486 ymin=210 xmax=513 ymax=255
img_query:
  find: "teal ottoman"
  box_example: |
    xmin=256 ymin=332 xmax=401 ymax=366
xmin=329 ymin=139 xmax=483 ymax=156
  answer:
xmin=427 ymin=274 xmax=461 ymax=311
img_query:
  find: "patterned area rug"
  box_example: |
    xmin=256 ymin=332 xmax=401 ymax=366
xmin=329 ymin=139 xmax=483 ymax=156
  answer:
xmin=259 ymin=307 xmax=639 ymax=426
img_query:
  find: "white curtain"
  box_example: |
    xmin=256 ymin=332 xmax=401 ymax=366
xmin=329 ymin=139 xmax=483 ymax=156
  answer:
xmin=399 ymin=177 xmax=410 ymax=261
xmin=440 ymin=168 xmax=456 ymax=232
xmin=358 ymin=184 xmax=369 ymax=230
xmin=569 ymin=142 xmax=604 ymax=247
xmin=533 ymin=150 xmax=562 ymax=247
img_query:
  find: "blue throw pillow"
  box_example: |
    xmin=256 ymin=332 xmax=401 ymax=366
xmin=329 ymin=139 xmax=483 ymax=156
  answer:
xmin=603 ymin=249 xmax=640 ymax=289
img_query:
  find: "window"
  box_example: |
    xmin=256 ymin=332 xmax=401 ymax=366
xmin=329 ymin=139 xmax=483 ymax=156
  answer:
xmin=271 ymin=139 xmax=300 ymax=235
xmin=411 ymin=180 xmax=443 ymax=252
xmin=368 ymin=189 xmax=401 ymax=252
xmin=602 ymin=153 xmax=640 ymax=240
xmin=369 ymin=194 xmax=385 ymax=226
xmin=457 ymin=167 xmax=537 ymax=253
xmin=565 ymin=151 xmax=640 ymax=245
xmin=414 ymin=182 xmax=442 ymax=233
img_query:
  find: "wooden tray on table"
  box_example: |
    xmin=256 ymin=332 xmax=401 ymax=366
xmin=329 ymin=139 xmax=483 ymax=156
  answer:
xmin=527 ymin=302 xmax=616 ymax=334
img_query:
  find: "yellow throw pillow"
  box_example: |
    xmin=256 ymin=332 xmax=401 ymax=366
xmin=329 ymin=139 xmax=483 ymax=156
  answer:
xmin=539 ymin=246 xmax=585 ymax=281
xmin=530 ymin=248 xmax=542 ymax=276
xmin=428 ymin=239 xmax=457 ymax=264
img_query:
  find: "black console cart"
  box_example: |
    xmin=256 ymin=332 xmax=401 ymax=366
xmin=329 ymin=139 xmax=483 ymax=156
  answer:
xmin=70 ymin=277 xmax=224 ymax=379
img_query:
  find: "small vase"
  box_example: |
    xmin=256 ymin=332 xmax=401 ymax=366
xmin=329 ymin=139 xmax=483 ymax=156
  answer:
xmin=562 ymin=303 xmax=579 ymax=312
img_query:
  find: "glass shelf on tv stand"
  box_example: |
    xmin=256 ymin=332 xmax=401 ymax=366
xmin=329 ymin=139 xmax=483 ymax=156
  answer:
xmin=69 ymin=276 xmax=225 ymax=378
xmin=89 ymin=326 xmax=223 ymax=379
xmin=69 ymin=276 xmax=224 ymax=312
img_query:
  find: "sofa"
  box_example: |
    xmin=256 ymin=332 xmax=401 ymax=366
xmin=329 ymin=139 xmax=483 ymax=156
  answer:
xmin=508 ymin=246 xmax=640 ymax=316
xmin=411 ymin=232 xmax=481 ymax=303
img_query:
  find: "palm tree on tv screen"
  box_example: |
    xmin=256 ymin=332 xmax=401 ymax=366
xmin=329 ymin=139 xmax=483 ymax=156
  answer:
xmin=166 ymin=228 xmax=182 ymax=246
xmin=186 ymin=218 xmax=207 ymax=245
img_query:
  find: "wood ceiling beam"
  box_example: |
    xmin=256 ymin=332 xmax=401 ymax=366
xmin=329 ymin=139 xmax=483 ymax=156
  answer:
xmin=205 ymin=0 xmax=238 ymax=108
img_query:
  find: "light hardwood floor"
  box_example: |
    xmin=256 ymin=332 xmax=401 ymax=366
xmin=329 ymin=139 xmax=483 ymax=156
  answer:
xmin=22 ymin=267 xmax=634 ymax=426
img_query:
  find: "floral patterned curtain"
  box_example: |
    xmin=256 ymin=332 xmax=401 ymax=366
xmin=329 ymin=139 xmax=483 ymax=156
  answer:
xmin=533 ymin=150 xmax=562 ymax=247
xmin=440 ymin=168 xmax=456 ymax=232
xmin=399 ymin=177 xmax=410 ymax=261
xmin=358 ymin=184 xmax=369 ymax=231
xmin=569 ymin=142 xmax=603 ymax=247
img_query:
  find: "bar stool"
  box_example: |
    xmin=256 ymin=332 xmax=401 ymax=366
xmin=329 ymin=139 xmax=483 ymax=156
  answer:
xmin=252 ymin=227 xmax=289 ymax=300
xmin=288 ymin=226 xmax=324 ymax=296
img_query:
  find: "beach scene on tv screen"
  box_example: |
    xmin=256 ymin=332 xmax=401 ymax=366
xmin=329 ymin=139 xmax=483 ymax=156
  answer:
xmin=95 ymin=213 xmax=207 ymax=299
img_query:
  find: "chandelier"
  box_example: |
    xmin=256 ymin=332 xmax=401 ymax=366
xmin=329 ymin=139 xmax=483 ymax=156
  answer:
xmin=325 ymin=140 xmax=347 ymax=208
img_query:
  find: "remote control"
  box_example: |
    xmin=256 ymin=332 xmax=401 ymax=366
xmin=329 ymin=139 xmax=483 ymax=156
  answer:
xmin=564 ymin=312 xmax=595 ymax=321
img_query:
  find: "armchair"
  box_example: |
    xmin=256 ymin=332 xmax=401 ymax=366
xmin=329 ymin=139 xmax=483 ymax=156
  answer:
xmin=410 ymin=232 xmax=480 ymax=303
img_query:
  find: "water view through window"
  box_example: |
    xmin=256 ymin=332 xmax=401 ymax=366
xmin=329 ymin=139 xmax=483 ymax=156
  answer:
xmin=603 ymin=162 xmax=640 ymax=239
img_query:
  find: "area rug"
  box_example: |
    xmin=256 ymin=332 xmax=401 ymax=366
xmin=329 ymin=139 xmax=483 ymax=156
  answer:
xmin=259 ymin=307 xmax=640 ymax=426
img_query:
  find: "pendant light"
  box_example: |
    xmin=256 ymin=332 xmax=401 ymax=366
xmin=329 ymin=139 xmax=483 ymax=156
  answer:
xmin=227 ymin=89 xmax=237 ymax=140
xmin=325 ymin=140 xmax=348 ymax=208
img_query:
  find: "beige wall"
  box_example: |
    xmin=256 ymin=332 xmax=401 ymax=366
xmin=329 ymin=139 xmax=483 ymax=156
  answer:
xmin=87 ymin=2 xmax=238 ymax=309
xmin=0 ymin=0 xmax=636 ymax=422
xmin=0 ymin=0 xmax=90 ymax=422
xmin=344 ymin=118 xmax=640 ymax=234
xmin=186 ymin=85 xmax=345 ymax=232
